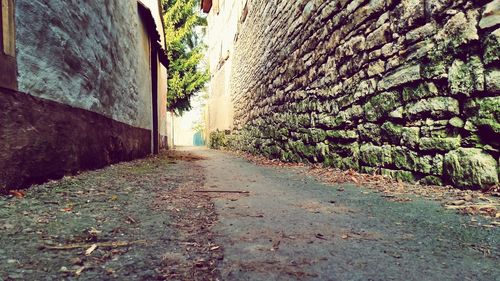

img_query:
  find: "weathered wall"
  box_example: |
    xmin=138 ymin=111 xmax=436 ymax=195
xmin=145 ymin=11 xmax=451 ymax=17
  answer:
xmin=228 ymin=0 xmax=500 ymax=189
xmin=0 ymin=87 xmax=151 ymax=190
xmin=0 ymin=0 xmax=169 ymax=190
xmin=15 ymin=0 xmax=167 ymax=130
xmin=205 ymin=0 xmax=247 ymax=133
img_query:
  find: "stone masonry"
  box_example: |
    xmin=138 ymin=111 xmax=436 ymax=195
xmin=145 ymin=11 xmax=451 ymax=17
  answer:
xmin=224 ymin=0 xmax=500 ymax=189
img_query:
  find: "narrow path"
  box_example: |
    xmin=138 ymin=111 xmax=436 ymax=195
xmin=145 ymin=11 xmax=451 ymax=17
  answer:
xmin=193 ymin=148 xmax=499 ymax=281
xmin=1 ymin=148 xmax=498 ymax=280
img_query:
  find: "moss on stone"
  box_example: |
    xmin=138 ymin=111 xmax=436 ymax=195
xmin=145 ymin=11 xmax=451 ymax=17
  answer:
xmin=405 ymin=97 xmax=460 ymax=121
xmin=448 ymin=56 xmax=484 ymax=96
xmin=392 ymin=147 xmax=419 ymax=171
xmin=483 ymin=28 xmax=500 ymax=65
xmin=465 ymin=96 xmax=500 ymax=137
xmin=402 ymin=82 xmax=439 ymax=102
xmin=419 ymin=137 xmax=461 ymax=152
xmin=325 ymin=130 xmax=358 ymax=140
xmin=309 ymin=128 xmax=327 ymax=143
xmin=401 ymin=127 xmax=420 ymax=149
xmin=419 ymin=175 xmax=443 ymax=186
xmin=381 ymin=168 xmax=416 ymax=182
xmin=444 ymin=148 xmax=499 ymax=190
xmin=485 ymin=68 xmax=500 ymax=94
xmin=357 ymin=123 xmax=382 ymax=144
xmin=448 ymin=117 xmax=464 ymax=128
xmin=364 ymin=91 xmax=401 ymax=122
xmin=416 ymin=154 xmax=444 ymax=175
xmin=381 ymin=122 xmax=403 ymax=144
xmin=359 ymin=144 xmax=393 ymax=167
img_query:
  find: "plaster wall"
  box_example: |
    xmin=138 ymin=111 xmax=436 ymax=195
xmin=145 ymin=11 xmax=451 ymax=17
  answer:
xmin=15 ymin=0 xmax=167 ymax=130
xmin=205 ymin=0 xmax=247 ymax=132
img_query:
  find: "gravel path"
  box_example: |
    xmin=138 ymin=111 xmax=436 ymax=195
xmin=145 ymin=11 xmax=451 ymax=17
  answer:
xmin=1 ymin=148 xmax=498 ymax=280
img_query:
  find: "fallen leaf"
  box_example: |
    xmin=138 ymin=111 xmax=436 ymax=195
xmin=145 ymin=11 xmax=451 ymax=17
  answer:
xmin=85 ymin=244 xmax=98 ymax=256
xmin=447 ymin=200 xmax=466 ymax=206
xmin=9 ymin=190 xmax=25 ymax=198
xmin=75 ymin=266 xmax=85 ymax=276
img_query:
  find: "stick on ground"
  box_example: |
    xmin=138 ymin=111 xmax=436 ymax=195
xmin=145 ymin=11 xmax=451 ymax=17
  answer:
xmin=193 ymin=190 xmax=250 ymax=194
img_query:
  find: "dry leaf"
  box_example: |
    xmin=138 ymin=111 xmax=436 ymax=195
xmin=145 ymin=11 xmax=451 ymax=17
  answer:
xmin=9 ymin=190 xmax=25 ymax=198
xmin=447 ymin=200 xmax=466 ymax=206
xmin=75 ymin=266 xmax=85 ymax=276
xmin=85 ymin=244 xmax=98 ymax=256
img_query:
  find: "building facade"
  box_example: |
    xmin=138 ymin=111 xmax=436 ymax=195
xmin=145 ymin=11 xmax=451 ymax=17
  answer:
xmin=202 ymin=0 xmax=248 ymax=135
xmin=0 ymin=0 xmax=169 ymax=190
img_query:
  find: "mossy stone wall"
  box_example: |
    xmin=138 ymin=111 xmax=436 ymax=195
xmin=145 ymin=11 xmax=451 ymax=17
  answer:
xmin=225 ymin=0 xmax=500 ymax=189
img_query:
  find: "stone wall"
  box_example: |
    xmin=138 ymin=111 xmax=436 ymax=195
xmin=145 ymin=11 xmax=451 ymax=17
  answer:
xmin=227 ymin=0 xmax=499 ymax=189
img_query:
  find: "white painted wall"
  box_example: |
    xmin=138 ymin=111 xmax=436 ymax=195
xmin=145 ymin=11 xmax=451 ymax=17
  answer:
xmin=15 ymin=0 xmax=168 ymax=132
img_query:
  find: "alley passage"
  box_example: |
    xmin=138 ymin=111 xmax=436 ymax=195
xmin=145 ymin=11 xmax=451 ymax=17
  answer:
xmin=1 ymin=148 xmax=499 ymax=280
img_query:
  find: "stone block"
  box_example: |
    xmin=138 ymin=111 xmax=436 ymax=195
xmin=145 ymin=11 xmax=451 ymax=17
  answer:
xmin=380 ymin=168 xmax=416 ymax=182
xmin=486 ymin=68 xmax=500 ymax=94
xmin=479 ymin=1 xmax=500 ymax=29
xmin=366 ymin=23 xmax=392 ymax=50
xmin=484 ymin=28 xmax=500 ymax=65
xmin=465 ymin=96 xmax=500 ymax=136
xmin=419 ymin=137 xmax=461 ymax=152
xmin=448 ymin=117 xmax=464 ymax=128
xmin=416 ymin=154 xmax=444 ymax=175
xmin=392 ymin=146 xmax=419 ymax=171
xmin=378 ymin=64 xmax=421 ymax=90
xmin=359 ymin=144 xmax=393 ymax=167
xmin=444 ymin=148 xmax=499 ymax=189
xmin=401 ymin=127 xmax=420 ymax=149
xmin=434 ymin=11 xmax=479 ymax=50
xmin=364 ymin=91 xmax=401 ymax=122
xmin=357 ymin=123 xmax=382 ymax=144
xmin=381 ymin=121 xmax=403 ymax=144
xmin=419 ymin=175 xmax=443 ymax=186
xmin=405 ymin=97 xmax=460 ymax=120
xmin=325 ymin=130 xmax=358 ymax=140
xmin=402 ymin=82 xmax=439 ymax=102
xmin=448 ymin=56 xmax=485 ymax=96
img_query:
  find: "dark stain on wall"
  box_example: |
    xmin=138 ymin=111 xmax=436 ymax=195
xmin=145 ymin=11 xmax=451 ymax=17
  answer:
xmin=0 ymin=88 xmax=152 ymax=191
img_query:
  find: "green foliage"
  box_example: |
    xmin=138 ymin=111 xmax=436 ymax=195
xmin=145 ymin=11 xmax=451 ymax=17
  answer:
xmin=162 ymin=0 xmax=209 ymax=115
xmin=209 ymin=130 xmax=228 ymax=149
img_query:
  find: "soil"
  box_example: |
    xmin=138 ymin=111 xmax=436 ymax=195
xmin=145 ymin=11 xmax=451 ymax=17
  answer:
xmin=0 ymin=150 xmax=221 ymax=280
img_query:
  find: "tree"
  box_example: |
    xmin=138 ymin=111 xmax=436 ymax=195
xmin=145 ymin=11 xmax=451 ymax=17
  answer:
xmin=162 ymin=0 xmax=209 ymax=115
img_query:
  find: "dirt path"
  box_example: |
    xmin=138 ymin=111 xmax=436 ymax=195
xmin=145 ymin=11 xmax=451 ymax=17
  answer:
xmin=1 ymin=148 xmax=498 ymax=280
xmin=194 ymin=148 xmax=499 ymax=281
xmin=0 ymin=151 xmax=221 ymax=280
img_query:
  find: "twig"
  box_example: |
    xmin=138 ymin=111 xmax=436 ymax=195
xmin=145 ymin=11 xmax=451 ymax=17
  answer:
xmin=42 ymin=240 xmax=147 ymax=250
xmin=193 ymin=190 xmax=250 ymax=194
